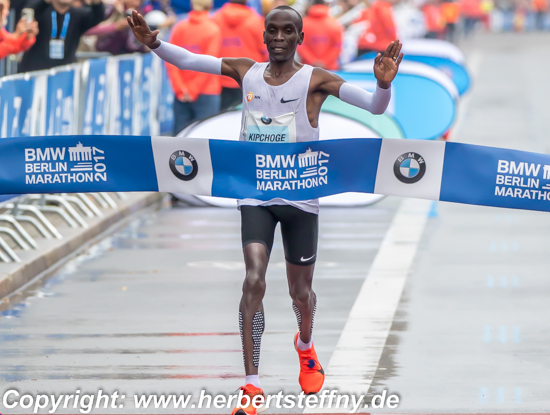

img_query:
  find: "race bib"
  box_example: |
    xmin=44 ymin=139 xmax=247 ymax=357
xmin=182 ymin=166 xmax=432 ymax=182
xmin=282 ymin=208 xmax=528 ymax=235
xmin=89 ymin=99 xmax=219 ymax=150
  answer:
xmin=242 ymin=111 xmax=297 ymax=143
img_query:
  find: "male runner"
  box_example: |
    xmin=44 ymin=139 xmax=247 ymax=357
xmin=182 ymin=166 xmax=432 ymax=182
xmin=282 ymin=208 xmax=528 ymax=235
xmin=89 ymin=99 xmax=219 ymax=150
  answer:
xmin=129 ymin=7 xmax=402 ymax=414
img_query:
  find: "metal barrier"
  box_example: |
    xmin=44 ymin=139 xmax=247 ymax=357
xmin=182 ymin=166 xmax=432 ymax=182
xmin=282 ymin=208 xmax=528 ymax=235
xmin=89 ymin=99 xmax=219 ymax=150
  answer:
xmin=0 ymin=51 xmax=162 ymax=264
xmin=0 ymin=192 xmax=126 ymax=263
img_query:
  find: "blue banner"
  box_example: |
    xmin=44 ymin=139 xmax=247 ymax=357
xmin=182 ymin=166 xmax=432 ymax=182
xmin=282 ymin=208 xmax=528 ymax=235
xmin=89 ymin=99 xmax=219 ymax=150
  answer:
xmin=46 ymin=70 xmax=76 ymax=136
xmin=82 ymin=58 xmax=108 ymax=135
xmin=3 ymin=136 xmax=550 ymax=214
xmin=138 ymin=53 xmax=154 ymax=135
xmin=158 ymin=64 xmax=174 ymax=135
xmin=0 ymin=77 xmax=35 ymax=138
xmin=116 ymin=59 xmax=136 ymax=135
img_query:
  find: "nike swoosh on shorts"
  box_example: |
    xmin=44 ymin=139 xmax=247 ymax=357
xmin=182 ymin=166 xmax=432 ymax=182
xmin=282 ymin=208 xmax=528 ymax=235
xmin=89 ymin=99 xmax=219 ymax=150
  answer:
xmin=300 ymin=254 xmax=315 ymax=262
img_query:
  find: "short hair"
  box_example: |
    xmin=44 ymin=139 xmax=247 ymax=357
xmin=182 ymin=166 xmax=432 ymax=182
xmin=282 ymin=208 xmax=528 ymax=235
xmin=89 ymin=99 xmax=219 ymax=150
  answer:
xmin=266 ymin=5 xmax=303 ymax=32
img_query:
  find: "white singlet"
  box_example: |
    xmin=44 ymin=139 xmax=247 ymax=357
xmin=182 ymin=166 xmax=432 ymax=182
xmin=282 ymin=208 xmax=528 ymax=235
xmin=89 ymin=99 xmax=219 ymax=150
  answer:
xmin=238 ymin=62 xmax=321 ymax=215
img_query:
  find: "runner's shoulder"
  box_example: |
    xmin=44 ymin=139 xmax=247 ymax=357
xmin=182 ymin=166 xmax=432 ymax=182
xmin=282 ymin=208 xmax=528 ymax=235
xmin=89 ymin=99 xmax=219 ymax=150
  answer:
xmin=310 ymin=67 xmax=345 ymax=92
xmin=221 ymin=58 xmax=258 ymax=82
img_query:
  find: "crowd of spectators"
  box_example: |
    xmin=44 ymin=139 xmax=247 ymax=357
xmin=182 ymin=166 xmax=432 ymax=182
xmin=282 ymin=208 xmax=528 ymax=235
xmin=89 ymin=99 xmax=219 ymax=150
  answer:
xmin=1 ymin=0 xmax=548 ymax=131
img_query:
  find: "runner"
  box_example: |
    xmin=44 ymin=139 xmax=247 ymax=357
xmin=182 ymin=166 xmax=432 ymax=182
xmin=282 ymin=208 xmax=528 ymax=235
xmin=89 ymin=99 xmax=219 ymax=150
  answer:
xmin=128 ymin=7 xmax=402 ymax=414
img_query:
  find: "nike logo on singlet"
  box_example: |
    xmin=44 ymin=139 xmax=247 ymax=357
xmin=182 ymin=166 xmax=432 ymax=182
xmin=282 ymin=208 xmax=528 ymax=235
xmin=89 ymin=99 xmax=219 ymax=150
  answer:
xmin=280 ymin=97 xmax=299 ymax=104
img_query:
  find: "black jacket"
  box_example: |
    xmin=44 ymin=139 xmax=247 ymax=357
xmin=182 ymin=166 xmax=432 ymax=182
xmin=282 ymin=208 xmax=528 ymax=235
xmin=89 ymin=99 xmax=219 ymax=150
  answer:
xmin=18 ymin=0 xmax=105 ymax=73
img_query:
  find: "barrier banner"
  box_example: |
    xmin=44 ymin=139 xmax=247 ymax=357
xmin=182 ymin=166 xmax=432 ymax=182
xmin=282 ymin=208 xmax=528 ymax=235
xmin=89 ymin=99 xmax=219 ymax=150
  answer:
xmin=82 ymin=58 xmax=108 ymax=135
xmin=137 ymin=53 xmax=154 ymax=135
xmin=113 ymin=58 xmax=136 ymax=135
xmin=46 ymin=69 xmax=78 ymax=135
xmin=2 ymin=136 xmax=550 ymax=213
xmin=0 ymin=77 xmax=35 ymax=138
xmin=157 ymin=62 xmax=174 ymax=135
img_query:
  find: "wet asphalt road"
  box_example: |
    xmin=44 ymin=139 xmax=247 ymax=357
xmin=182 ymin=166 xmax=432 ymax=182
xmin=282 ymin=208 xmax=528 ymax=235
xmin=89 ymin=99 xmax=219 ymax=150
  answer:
xmin=0 ymin=200 xmax=398 ymax=413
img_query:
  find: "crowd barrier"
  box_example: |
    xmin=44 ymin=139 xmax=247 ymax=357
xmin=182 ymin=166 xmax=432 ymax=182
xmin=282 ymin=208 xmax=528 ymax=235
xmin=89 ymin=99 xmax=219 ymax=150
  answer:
xmin=0 ymin=53 xmax=168 ymax=262
xmin=0 ymin=52 xmax=175 ymax=139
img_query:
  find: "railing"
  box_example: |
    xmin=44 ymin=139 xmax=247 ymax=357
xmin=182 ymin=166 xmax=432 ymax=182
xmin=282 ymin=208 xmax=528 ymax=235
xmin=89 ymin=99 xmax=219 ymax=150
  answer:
xmin=0 ymin=52 xmax=172 ymax=263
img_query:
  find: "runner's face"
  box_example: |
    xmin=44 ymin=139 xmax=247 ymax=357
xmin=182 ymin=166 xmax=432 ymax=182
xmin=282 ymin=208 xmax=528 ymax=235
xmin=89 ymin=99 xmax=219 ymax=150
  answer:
xmin=264 ymin=10 xmax=303 ymax=62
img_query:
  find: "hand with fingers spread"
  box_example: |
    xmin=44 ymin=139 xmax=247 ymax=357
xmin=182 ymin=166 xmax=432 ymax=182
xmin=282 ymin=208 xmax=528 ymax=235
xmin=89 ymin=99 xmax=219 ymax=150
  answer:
xmin=373 ymin=40 xmax=404 ymax=89
xmin=127 ymin=9 xmax=160 ymax=49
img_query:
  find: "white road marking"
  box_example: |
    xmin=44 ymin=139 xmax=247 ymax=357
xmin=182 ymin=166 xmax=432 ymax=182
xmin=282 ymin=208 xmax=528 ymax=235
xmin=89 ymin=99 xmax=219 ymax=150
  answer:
xmin=304 ymin=198 xmax=431 ymax=413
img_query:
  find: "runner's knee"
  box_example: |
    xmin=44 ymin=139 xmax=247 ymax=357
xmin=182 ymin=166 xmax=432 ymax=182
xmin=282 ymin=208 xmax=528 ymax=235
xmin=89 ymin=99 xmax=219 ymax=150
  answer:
xmin=289 ymin=285 xmax=313 ymax=305
xmin=243 ymin=270 xmax=266 ymax=298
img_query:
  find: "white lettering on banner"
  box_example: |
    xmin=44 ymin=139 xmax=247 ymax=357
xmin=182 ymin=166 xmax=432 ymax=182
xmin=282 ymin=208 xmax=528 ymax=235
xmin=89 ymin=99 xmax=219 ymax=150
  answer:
xmin=494 ymin=160 xmax=550 ymax=201
xmin=256 ymin=148 xmax=329 ymax=192
xmin=24 ymin=143 xmax=108 ymax=185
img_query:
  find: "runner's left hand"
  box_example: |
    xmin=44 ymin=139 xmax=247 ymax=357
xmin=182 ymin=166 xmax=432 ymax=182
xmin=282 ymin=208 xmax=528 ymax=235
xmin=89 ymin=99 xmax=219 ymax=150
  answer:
xmin=373 ymin=40 xmax=403 ymax=89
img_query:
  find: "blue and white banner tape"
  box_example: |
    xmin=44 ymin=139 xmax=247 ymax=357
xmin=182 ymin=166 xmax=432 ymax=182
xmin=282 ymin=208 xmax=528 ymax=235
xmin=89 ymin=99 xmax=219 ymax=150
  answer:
xmin=2 ymin=135 xmax=550 ymax=213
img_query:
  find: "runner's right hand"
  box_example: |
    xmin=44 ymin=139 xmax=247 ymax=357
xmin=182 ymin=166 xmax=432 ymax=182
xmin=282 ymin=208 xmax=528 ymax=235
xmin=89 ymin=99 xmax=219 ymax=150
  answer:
xmin=127 ymin=10 xmax=160 ymax=49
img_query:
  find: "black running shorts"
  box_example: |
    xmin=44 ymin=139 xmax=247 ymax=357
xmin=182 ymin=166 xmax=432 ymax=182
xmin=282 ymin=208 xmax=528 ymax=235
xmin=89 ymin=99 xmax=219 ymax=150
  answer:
xmin=240 ymin=205 xmax=318 ymax=266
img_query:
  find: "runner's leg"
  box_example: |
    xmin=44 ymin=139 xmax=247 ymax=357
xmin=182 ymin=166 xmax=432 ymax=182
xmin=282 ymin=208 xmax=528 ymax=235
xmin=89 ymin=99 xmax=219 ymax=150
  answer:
xmin=275 ymin=206 xmax=319 ymax=343
xmin=275 ymin=205 xmax=324 ymax=393
xmin=240 ymin=206 xmax=277 ymax=376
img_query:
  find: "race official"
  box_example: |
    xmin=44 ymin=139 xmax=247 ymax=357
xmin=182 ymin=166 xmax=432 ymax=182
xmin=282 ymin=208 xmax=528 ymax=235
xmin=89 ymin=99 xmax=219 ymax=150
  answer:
xmin=213 ymin=0 xmax=267 ymax=110
xmin=355 ymin=0 xmax=397 ymax=55
xmin=166 ymin=0 xmax=221 ymax=135
xmin=18 ymin=0 xmax=105 ymax=72
xmin=298 ymin=0 xmax=343 ymax=70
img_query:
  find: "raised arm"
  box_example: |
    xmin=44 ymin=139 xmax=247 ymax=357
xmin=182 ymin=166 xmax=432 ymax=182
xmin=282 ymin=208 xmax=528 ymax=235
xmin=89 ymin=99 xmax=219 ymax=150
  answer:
xmin=313 ymin=40 xmax=403 ymax=115
xmin=127 ymin=10 xmax=254 ymax=86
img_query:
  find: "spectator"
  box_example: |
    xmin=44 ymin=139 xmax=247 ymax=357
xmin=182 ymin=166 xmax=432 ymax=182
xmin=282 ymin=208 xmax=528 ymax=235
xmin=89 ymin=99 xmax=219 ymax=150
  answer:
xmin=461 ymin=0 xmax=482 ymax=35
xmin=355 ymin=0 xmax=397 ymax=56
xmin=86 ymin=0 xmax=146 ymax=55
xmin=0 ymin=0 xmax=38 ymax=59
xmin=18 ymin=0 xmax=105 ymax=72
xmin=531 ymin=0 xmax=547 ymax=29
xmin=441 ymin=0 xmax=461 ymax=42
xmin=213 ymin=0 xmax=266 ymax=110
xmin=167 ymin=0 xmax=221 ymax=135
xmin=298 ymin=0 xmax=343 ymax=70
xmin=140 ymin=0 xmax=175 ymax=29
xmin=423 ymin=0 xmax=446 ymax=38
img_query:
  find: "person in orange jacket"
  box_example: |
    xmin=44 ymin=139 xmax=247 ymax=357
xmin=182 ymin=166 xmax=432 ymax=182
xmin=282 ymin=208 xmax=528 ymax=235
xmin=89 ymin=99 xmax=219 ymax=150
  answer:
xmin=441 ymin=0 xmax=461 ymax=42
xmin=0 ymin=0 xmax=38 ymax=60
xmin=213 ymin=0 xmax=267 ymax=110
xmin=461 ymin=0 xmax=481 ymax=35
xmin=355 ymin=0 xmax=397 ymax=56
xmin=166 ymin=0 xmax=221 ymax=135
xmin=298 ymin=0 xmax=343 ymax=70
xmin=423 ymin=0 xmax=446 ymax=39
xmin=532 ymin=0 xmax=549 ymax=30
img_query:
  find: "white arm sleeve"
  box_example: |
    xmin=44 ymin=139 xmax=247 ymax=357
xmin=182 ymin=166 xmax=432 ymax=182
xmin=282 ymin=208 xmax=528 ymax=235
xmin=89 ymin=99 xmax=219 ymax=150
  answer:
xmin=338 ymin=82 xmax=391 ymax=115
xmin=152 ymin=40 xmax=222 ymax=75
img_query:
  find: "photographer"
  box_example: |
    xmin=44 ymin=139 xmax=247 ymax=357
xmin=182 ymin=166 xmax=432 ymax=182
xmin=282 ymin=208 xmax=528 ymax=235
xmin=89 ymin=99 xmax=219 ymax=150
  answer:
xmin=18 ymin=0 xmax=105 ymax=72
xmin=0 ymin=0 xmax=38 ymax=59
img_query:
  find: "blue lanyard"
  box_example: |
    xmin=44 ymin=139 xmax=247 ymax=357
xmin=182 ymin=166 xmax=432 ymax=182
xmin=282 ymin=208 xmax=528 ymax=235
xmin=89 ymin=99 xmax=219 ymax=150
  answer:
xmin=51 ymin=12 xmax=70 ymax=40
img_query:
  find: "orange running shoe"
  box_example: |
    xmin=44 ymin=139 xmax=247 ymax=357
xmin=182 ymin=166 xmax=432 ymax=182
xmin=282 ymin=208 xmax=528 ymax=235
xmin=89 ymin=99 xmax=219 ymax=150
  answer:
xmin=294 ymin=332 xmax=325 ymax=394
xmin=231 ymin=384 xmax=266 ymax=415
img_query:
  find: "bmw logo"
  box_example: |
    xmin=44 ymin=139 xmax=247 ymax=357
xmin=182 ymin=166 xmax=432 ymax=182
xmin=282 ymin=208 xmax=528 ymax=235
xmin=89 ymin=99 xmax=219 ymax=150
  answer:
xmin=169 ymin=150 xmax=198 ymax=181
xmin=393 ymin=152 xmax=426 ymax=184
xmin=261 ymin=116 xmax=272 ymax=125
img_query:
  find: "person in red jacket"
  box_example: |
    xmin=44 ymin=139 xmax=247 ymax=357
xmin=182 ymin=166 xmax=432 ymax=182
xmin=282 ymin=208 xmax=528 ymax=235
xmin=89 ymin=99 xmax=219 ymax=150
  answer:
xmin=166 ymin=0 xmax=221 ymax=135
xmin=213 ymin=0 xmax=267 ymax=110
xmin=355 ymin=0 xmax=397 ymax=56
xmin=298 ymin=0 xmax=343 ymax=70
xmin=423 ymin=0 xmax=445 ymax=39
xmin=0 ymin=0 xmax=38 ymax=60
